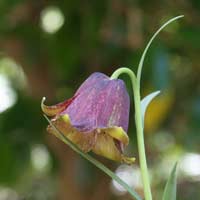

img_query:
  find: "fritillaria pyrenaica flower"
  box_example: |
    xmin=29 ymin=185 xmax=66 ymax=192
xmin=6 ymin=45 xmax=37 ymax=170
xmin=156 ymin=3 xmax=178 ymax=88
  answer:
xmin=41 ymin=72 xmax=135 ymax=164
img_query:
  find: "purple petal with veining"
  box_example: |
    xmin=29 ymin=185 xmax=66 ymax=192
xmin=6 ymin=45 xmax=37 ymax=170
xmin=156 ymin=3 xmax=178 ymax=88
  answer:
xmin=61 ymin=73 xmax=130 ymax=133
xmin=75 ymin=72 xmax=108 ymax=95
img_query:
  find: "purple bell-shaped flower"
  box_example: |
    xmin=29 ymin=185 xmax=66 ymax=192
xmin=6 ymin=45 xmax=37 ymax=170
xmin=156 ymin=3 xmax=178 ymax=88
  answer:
xmin=42 ymin=72 xmax=135 ymax=164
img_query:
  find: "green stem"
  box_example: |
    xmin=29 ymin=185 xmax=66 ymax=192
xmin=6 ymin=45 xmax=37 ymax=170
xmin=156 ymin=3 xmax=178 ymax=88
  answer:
xmin=111 ymin=67 xmax=152 ymax=200
xmin=133 ymin=83 xmax=152 ymax=200
xmin=137 ymin=15 xmax=184 ymax=89
xmin=44 ymin=115 xmax=142 ymax=200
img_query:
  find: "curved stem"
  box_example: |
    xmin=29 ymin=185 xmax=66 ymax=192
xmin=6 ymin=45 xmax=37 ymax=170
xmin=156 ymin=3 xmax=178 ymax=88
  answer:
xmin=136 ymin=15 xmax=184 ymax=90
xmin=111 ymin=67 xmax=152 ymax=200
xmin=44 ymin=115 xmax=142 ymax=200
xmin=110 ymin=67 xmax=137 ymax=83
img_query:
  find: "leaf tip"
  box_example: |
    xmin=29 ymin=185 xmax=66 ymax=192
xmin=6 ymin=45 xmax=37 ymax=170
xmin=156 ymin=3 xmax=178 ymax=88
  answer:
xmin=162 ymin=161 xmax=178 ymax=200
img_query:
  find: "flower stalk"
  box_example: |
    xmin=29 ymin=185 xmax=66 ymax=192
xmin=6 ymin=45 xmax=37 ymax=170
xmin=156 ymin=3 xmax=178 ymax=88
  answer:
xmin=111 ymin=68 xmax=152 ymax=200
xmin=111 ymin=15 xmax=184 ymax=200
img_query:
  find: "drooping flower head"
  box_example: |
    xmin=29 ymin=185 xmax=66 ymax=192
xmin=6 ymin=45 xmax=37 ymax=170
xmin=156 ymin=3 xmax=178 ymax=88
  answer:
xmin=42 ymin=72 xmax=135 ymax=164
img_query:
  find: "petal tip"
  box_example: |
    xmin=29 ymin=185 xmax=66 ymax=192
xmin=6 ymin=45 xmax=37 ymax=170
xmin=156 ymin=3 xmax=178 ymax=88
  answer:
xmin=41 ymin=96 xmax=59 ymax=116
xmin=41 ymin=96 xmax=46 ymax=106
xmin=41 ymin=97 xmax=48 ymax=114
xmin=41 ymin=97 xmax=46 ymax=104
xmin=41 ymin=97 xmax=55 ymax=116
xmin=41 ymin=96 xmax=74 ymax=117
xmin=122 ymin=156 xmax=136 ymax=165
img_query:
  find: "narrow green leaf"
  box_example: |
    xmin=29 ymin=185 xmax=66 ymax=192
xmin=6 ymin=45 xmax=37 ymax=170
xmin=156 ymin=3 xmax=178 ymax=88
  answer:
xmin=141 ymin=91 xmax=160 ymax=127
xmin=43 ymin=115 xmax=142 ymax=200
xmin=162 ymin=162 xmax=178 ymax=200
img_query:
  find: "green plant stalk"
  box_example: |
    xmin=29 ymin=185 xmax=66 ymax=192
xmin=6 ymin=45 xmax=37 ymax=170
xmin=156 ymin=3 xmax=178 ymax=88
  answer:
xmin=136 ymin=15 xmax=184 ymax=89
xmin=133 ymin=82 xmax=152 ymax=200
xmin=44 ymin=114 xmax=142 ymax=200
xmin=111 ymin=67 xmax=152 ymax=200
xmin=111 ymin=16 xmax=184 ymax=200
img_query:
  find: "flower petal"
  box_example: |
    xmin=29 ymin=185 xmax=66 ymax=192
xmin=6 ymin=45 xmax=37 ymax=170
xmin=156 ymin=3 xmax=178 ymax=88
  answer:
xmin=105 ymin=127 xmax=129 ymax=145
xmin=41 ymin=96 xmax=76 ymax=117
xmin=47 ymin=114 xmax=96 ymax=152
xmin=63 ymin=78 xmax=130 ymax=132
xmin=75 ymin=72 xmax=108 ymax=95
xmin=47 ymin=114 xmax=134 ymax=164
xmin=92 ymin=128 xmax=135 ymax=164
xmin=121 ymin=155 xmax=136 ymax=164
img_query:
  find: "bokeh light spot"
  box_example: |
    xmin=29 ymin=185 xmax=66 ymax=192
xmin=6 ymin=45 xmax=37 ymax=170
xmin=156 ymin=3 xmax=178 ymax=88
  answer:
xmin=0 ymin=187 xmax=18 ymax=200
xmin=0 ymin=57 xmax=27 ymax=90
xmin=31 ymin=144 xmax=51 ymax=172
xmin=0 ymin=75 xmax=17 ymax=113
xmin=180 ymin=153 xmax=200 ymax=180
xmin=111 ymin=165 xmax=142 ymax=195
xmin=40 ymin=6 xmax=65 ymax=34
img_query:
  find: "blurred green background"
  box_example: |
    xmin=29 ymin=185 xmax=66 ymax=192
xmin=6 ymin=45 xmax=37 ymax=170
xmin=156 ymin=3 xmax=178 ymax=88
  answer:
xmin=0 ymin=1 xmax=200 ymax=200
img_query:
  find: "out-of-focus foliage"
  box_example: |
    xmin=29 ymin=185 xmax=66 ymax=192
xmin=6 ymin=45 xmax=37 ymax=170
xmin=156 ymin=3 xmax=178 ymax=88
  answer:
xmin=0 ymin=1 xmax=199 ymax=200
